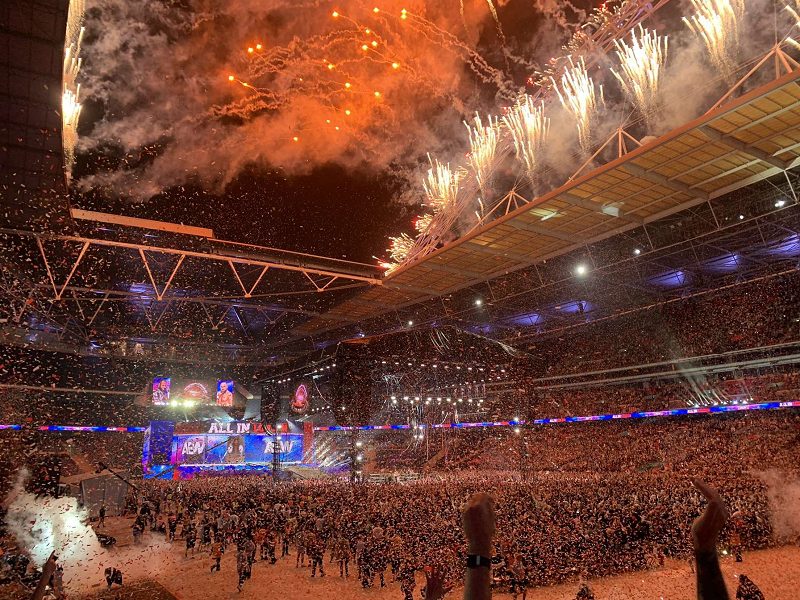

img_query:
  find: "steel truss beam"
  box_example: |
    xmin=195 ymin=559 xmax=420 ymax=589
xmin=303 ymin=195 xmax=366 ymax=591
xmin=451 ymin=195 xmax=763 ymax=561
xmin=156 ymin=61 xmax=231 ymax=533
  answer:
xmin=42 ymin=285 xmax=364 ymax=339
xmin=698 ymin=125 xmax=791 ymax=170
xmin=621 ymin=164 xmax=709 ymax=201
xmin=11 ymin=228 xmax=382 ymax=295
xmin=1 ymin=228 xmax=382 ymax=335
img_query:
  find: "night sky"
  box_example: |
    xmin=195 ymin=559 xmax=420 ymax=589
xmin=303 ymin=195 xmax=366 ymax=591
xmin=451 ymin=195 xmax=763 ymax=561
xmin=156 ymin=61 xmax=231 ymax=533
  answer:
xmin=72 ymin=164 xmax=414 ymax=263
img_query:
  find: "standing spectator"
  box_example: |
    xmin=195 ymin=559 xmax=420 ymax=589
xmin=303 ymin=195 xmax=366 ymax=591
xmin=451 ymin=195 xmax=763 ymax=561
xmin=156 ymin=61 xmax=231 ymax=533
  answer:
xmin=736 ymin=575 xmax=765 ymax=600
xmin=210 ymin=536 xmax=223 ymax=573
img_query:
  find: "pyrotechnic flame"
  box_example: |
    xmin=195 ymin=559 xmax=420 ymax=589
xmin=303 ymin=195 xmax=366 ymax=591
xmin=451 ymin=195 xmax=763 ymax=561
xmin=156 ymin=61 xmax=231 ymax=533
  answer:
xmin=611 ymin=25 xmax=668 ymax=121
xmin=502 ymin=95 xmax=550 ymax=180
xmin=62 ymin=0 xmax=86 ymax=179
xmin=414 ymin=213 xmax=434 ymax=233
xmin=387 ymin=233 xmax=415 ymax=264
xmin=464 ymin=113 xmax=501 ymax=190
xmin=683 ymin=0 xmax=744 ymax=83
xmin=552 ymin=56 xmax=602 ymax=151
xmin=422 ymin=154 xmax=464 ymax=214
xmin=787 ymin=0 xmax=800 ymax=28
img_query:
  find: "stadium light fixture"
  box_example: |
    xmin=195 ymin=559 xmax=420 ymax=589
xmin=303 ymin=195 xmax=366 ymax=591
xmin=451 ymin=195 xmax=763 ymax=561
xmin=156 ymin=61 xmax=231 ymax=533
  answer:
xmin=475 ymin=298 xmax=483 ymax=306
xmin=776 ymin=199 xmax=786 ymax=208
xmin=407 ymin=320 xmax=413 ymax=326
xmin=575 ymin=263 xmax=588 ymax=276
xmin=633 ymin=248 xmax=641 ymax=256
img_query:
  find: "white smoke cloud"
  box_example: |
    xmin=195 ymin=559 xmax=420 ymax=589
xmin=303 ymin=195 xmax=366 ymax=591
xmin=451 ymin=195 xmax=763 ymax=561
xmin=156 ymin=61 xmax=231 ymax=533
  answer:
xmin=76 ymin=0 xmax=506 ymax=200
xmin=754 ymin=469 xmax=800 ymax=542
xmin=4 ymin=471 xmax=175 ymax=594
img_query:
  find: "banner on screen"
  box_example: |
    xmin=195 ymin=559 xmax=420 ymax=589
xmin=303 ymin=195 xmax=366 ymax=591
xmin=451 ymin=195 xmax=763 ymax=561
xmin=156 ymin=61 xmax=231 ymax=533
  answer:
xmin=171 ymin=433 xmax=303 ymax=465
xmin=173 ymin=421 xmax=288 ymax=435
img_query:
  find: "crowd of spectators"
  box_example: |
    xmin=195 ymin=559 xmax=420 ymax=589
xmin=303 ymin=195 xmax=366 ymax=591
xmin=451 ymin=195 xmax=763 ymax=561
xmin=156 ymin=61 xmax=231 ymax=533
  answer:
xmin=118 ymin=470 xmax=782 ymax=597
xmin=426 ymin=411 xmax=800 ymax=478
xmin=522 ymin=271 xmax=800 ymax=377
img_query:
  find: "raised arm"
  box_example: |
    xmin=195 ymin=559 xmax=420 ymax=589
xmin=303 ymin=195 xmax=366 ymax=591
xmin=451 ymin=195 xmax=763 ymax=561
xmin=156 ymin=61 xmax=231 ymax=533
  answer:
xmin=691 ymin=478 xmax=730 ymax=600
xmin=461 ymin=492 xmax=495 ymax=600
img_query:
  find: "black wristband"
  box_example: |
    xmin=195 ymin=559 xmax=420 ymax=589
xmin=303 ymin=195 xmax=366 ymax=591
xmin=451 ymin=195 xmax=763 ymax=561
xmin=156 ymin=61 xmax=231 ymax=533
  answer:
xmin=466 ymin=554 xmax=491 ymax=569
xmin=694 ymin=549 xmax=718 ymax=563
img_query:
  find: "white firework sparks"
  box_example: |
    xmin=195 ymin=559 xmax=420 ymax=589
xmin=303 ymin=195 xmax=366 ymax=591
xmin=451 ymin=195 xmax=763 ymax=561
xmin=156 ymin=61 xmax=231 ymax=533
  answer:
xmin=683 ymin=0 xmax=745 ymax=82
xmin=788 ymin=0 xmax=800 ymax=25
xmin=422 ymin=154 xmax=464 ymax=214
xmin=552 ymin=56 xmax=603 ymax=151
xmin=611 ymin=25 xmax=668 ymax=121
xmin=387 ymin=233 xmax=415 ymax=264
xmin=464 ymin=113 xmax=502 ymax=190
xmin=63 ymin=0 xmax=86 ymax=178
xmin=502 ymin=94 xmax=550 ymax=180
xmin=414 ymin=213 xmax=434 ymax=234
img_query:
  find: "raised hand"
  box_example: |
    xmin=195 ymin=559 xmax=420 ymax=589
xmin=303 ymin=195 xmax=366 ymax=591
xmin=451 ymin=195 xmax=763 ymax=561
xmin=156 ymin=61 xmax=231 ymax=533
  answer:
xmin=424 ymin=566 xmax=454 ymax=600
xmin=461 ymin=492 xmax=496 ymax=557
xmin=691 ymin=478 xmax=729 ymax=553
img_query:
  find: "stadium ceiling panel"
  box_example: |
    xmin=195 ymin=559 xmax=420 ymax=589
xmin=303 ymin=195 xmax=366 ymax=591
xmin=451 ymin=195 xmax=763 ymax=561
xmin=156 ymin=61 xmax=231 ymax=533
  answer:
xmin=291 ymin=69 xmax=800 ymax=338
xmin=0 ymin=0 xmax=73 ymax=231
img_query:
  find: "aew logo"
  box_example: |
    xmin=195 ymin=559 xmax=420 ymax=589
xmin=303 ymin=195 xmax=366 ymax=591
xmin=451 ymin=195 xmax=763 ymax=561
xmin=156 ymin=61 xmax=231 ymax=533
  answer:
xmin=263 ymin=439 xmax=294 ymax=454
xmin=181 ymin=436 xmax=205 ymax=456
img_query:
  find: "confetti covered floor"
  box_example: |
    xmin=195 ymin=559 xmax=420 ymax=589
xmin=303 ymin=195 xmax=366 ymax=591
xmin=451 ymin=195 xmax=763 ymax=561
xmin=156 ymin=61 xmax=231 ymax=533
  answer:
xmin=69 ymin=517 xmax=800 ymax=600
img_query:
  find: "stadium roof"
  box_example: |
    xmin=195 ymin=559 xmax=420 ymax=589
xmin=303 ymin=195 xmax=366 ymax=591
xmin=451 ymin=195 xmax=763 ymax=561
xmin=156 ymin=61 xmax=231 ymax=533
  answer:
xmin=291 ymin=67 xmax=800 ymax=339
xmin=0 ymin=0 xmax=73 ymax=231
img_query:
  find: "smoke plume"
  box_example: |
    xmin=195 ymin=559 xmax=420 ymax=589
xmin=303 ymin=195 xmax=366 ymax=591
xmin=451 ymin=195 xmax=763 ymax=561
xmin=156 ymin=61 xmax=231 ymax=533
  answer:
xmin=754 ymin=469 xmax=800 ymax=542
xmin=4 ymin=471 xmax=175 ymax=593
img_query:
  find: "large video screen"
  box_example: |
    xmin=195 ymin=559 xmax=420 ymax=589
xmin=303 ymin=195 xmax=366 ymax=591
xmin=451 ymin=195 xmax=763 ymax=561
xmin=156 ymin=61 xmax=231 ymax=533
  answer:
xmin=171 ymin=433 xmax=303 ymax=465
xmin=289 ymin=382 xmax=310 ymax=415
xmin=216 ymin=380 xmax=234 ymax=407
xmin=152 ymin=378 xmax=237 ymax=406
xmin=152 ymin=377 xmax=171 ymax=405
xmin=174 ymin=380 xmax=213 ymax=405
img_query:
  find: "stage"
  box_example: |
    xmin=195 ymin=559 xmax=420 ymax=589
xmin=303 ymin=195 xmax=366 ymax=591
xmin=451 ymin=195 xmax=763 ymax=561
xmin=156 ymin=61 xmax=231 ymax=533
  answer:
xmin=142 ymin=420 xmax=314 ymax=479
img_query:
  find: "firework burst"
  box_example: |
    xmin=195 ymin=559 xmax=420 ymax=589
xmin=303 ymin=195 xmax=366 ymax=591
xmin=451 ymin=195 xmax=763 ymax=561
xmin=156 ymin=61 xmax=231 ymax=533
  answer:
xmin=788 ymin=0 xmax=800 ymax=26
xmin=414 ymin=213 xmax=435 ymax=234
xmin=387 ymin=233 xmax=415 ymax=264
xmin=502 ymin=95 xmax=550 ymax=181
xmin=63 ymin=0 xmax=86 ymax=177
xmin=552 ymin=56 xmax=603 ymax=151
xmin=464 ymin=113 xmax=502 ymax=190
xmin=422 ymin=154 xmax=464 ymax=214
xmin=683 ymin=0 xmax=744 ymax=83
xmin=611 ymin=25 xmax=668 ymax=121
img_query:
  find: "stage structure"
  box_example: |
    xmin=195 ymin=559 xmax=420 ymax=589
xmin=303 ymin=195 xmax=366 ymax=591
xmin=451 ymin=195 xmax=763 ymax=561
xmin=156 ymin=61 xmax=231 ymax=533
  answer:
xmin=142 ymin=420 xmax=315 ymax=479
